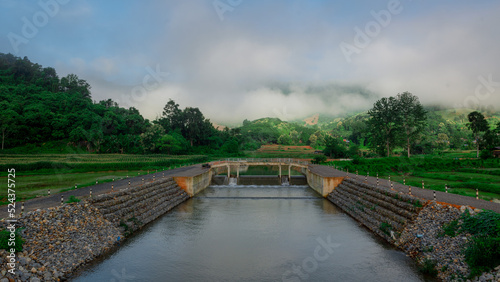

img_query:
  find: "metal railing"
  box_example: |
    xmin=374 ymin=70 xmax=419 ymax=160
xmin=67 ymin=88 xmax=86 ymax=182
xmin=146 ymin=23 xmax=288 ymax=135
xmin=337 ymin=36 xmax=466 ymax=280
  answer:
xmin=211 ymin=158 xmax=309 ymax=166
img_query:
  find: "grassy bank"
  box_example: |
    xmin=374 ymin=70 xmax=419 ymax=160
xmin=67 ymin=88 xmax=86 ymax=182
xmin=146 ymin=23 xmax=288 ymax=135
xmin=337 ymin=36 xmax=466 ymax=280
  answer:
xmin=328 ymin=156 xmax=500 ymax=201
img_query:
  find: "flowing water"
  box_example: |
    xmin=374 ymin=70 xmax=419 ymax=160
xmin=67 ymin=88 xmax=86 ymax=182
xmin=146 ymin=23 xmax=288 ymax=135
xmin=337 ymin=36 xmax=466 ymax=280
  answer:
xmin=72 ymin=184 xmax=429 ymax=281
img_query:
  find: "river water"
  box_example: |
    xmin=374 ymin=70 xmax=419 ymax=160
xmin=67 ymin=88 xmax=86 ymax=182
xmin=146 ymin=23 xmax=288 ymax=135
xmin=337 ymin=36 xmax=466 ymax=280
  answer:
xmin=72 ymin=184 xmax=429 ymax=281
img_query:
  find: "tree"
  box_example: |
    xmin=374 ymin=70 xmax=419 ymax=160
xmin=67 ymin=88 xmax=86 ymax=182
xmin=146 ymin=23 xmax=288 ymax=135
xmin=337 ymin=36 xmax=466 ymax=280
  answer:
xmin=396 ymin=92 xmax=427 ymax=158
xmin=367 ymin=97 xmax=400 ymax=157
xmin=140 ymin=124 xmax=165 ymax=153
xmin=323 ymin=136 xmax=348 ymax=158
xmin=0 ymin=101 xmax=18 ymax=150
xmin=157 ymin=133 xmax=188 ymax=154
xmin=467 ymin=111 xmax=489 ymax=158
xmin=221 ymin=137 xmax=240 ymax=154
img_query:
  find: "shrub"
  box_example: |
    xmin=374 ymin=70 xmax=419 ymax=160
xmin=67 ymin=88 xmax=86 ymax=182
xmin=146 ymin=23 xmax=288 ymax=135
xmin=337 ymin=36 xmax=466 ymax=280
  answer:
xmin=312 ymin=155 xmax=327 ymax=164
xmin=438 ymin=219 xmax=459 ymax=237
xmin=418 ymin=258 xmax=438 ymax=277
xmin=0 ymin=228 xmax=24 ymax=252
xmin=65 ymin=195 xmax=81 ymax=203
xmin=379 ymin=222 xmax=392 ymax=236
xmin=463 ymin=236 xmax=500 ymax=277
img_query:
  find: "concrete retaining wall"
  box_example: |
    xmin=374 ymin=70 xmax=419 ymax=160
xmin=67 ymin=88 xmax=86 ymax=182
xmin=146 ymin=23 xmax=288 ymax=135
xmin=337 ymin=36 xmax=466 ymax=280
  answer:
xmin=306 ymin=168 xmax=344 ymax=196
xmin=174 ymin=169 xmax=212 ymax=196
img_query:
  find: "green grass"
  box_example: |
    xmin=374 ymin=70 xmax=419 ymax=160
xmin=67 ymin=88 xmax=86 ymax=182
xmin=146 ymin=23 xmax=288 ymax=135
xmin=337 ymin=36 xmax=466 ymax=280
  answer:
xmin=0 ymin=170 xmax=148 ymax=203
xmin=0 ymin=153 xmax=210 ymax=204
xmin=329 ymin=154 xmax=500 ymax=201
xmin=0 ymin=154 xmax=208 ymax=173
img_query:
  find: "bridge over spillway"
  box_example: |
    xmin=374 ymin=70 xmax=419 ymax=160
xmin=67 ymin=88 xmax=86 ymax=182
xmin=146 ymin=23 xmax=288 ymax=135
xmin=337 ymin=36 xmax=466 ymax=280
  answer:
xmin=210 ymin=158 xmax=309 ymax=181
xmin=172 ymin=158 xmax=346 ymax=197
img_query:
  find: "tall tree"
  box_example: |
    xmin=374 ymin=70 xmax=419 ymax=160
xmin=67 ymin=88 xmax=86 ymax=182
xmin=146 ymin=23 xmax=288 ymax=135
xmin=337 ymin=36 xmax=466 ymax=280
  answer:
xmin=367 ymin=97 xmax=400 ymax=157
xmin=467 ymin=111 xmax=489 ymax=158
xmin=0 ymin=101 xmax=18 ymax=150
xmin=396 ymin=92 xmax=427 ymax=158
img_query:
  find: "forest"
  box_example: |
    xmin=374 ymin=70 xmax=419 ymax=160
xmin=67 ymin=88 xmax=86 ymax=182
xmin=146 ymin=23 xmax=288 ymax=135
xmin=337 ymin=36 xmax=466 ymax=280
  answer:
xmin=1 ymin=53 xmax=499 ymax=158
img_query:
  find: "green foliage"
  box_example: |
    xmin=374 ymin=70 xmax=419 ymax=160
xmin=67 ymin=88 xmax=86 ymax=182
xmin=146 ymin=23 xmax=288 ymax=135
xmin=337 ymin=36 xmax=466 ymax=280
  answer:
xmin=368 ymin=92 xmax=427 ymax=157
xmin=437 ymin=210 xmax=500 ymax=278
xmin=463 ymin=236 xmax=500 ymax=278
xmin=438 ymin=219 xmax=459 ymax=237
xmin=379 ymin=222 xmax=393 ymax=236
xmin=312 ymin=154 xmax=327 ymax=164
xmin=418 ymin=258 xmax=438 ymax=277
xmin=460 ymin=210 xmax=500 ymax=236
xmin=65 ymin=195 xmax=81 ymax=203
xmin=0 ymin=228 xmax=24 ymax=252
xmin=467 ymin=111 xmax=490 ymax=158
xmin=221 ymin=137 xmax=240 ymax=155
xmin=480 ymin=149 xmax=492 ymax=160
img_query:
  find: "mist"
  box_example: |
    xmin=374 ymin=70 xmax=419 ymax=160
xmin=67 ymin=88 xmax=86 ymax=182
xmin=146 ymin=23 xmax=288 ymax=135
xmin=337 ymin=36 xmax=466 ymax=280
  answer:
xmin=2 ymin=0 xmax=499 ymax=124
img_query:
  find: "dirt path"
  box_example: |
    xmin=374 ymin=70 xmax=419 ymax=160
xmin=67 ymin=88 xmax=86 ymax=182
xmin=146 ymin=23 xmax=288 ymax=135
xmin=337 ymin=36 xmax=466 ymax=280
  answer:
xmin=2 ymin=164 xmax=498 ymax=219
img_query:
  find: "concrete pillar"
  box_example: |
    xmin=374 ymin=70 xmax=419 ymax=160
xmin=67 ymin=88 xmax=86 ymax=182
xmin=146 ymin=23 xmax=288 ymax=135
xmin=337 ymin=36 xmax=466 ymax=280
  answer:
xmin=279 ymin=164 xmax=282 ymax=178
xmin=288 ymin=165 xmax=291 ymax=182
xmin=236 ymin=166 xmax=239 ymax=179
xmin=227 ymin=164 xmax=230 ymax=178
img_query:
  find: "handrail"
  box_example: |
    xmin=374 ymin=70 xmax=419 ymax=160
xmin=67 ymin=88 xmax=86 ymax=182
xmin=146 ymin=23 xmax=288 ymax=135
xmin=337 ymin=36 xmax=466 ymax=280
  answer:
xmin=211 ymin=158 xmax=309 ymax=166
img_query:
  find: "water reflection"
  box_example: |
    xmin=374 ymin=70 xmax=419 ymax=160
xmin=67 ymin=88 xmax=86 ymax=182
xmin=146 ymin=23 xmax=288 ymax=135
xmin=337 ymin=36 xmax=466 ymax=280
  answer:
xmin=72 ymin=185 xmax=427 ymax=282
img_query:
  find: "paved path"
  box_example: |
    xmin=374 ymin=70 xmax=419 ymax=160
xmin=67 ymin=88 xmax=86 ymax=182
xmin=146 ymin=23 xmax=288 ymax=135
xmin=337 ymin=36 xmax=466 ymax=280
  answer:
xmin=310 ymin=164 xmax=500 ymax=213
xmin=0 ymin=165 xmax=208 ymax=219
xmin=3 ymin=164 xmax=499 ymax=219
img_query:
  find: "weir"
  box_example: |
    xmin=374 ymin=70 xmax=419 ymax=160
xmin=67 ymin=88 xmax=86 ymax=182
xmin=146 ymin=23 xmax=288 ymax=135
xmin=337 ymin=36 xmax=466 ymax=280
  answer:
xmin=171 ymin=158 xmax=345 ymax=197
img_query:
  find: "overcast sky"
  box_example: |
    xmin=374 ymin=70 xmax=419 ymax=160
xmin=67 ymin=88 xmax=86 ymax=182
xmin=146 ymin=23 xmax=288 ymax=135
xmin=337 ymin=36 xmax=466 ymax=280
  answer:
xmin=1 ymin=0 xmax=499 ymax=124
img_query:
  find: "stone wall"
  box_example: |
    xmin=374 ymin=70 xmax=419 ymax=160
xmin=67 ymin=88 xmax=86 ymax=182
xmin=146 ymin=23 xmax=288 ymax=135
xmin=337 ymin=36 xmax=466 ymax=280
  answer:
xmin=327 ymin=178 xmax=423 ymax=243
xmin=90 ymin=177 xmax=189 ymax=234
xmin=0 ymin=203 xmax=121 ymax=281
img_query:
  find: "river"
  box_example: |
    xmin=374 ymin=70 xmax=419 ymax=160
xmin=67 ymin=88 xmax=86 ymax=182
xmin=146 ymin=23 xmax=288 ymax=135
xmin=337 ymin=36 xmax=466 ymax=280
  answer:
xmin=72 ymin=184 xmax=429 ymax=281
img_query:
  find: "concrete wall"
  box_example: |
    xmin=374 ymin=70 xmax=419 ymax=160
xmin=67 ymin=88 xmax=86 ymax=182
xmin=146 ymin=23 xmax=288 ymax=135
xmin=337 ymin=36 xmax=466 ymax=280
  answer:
xmin=174 ymin=169 xmax=212 ymax=196
xmin=306 ymin=168 xmax=344 ymax=197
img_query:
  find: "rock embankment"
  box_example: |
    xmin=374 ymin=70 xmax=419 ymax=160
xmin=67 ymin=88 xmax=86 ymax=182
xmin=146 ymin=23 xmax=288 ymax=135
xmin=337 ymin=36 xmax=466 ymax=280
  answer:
xmin=0 ymin=177 xmax=190 ymax=281
xmin=0 ymin=203 xmax=121 ymax=281
xmin=328 ymin=177 xmax=500 ymax=281
xmin=89 ymin=177 xmax=189 ymax=234
xmin=398 ymin=202 xmax=500 ymax=281
xmin=327 ymin=178 xmax=422 ymax=243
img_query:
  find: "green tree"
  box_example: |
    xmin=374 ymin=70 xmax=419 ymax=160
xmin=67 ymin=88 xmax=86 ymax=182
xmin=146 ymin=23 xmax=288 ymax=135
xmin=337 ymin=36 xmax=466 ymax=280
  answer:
xmin=157 ymin=132 xmax=188 ymax=154
xmin=323 ymin=136 xmax=348 ymax=158
xmin=467 ymin=111 xmax=489 ymax=158
xmin=221 ymin=137 xmax=240 ymax=154
xmin=140 ymin=124 xmax=165 ymax=153
xmin=367 ymin=97 xmax=400 ymax=157
xmin=0 ymin=101 xmax=18 ymax=150
xmin=396 ymin=92 xmax=427 ymax=158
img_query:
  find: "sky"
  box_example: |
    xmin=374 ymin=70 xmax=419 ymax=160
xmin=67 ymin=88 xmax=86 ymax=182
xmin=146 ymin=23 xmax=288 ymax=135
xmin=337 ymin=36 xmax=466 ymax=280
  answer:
xmin=1 ymin=0 xmax=499 ymax=125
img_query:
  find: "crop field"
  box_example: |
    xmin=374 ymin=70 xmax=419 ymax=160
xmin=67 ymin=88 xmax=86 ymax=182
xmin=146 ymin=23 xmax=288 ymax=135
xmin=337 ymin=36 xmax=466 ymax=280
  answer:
xmin=0 ymin=154 xmax=208 ymax=174
xmin=329 ymin=154 xmax=500 ymax=202
xmin=245 ymin=145 xmax=317 ymax=158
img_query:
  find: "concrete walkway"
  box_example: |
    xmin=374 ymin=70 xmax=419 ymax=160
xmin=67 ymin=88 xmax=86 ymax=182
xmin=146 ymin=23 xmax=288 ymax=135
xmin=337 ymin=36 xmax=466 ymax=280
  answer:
xmin=310 ymin=164 xmax=500 ymax=213
xmin=0 ymin=165 xmax=209 ymax=219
